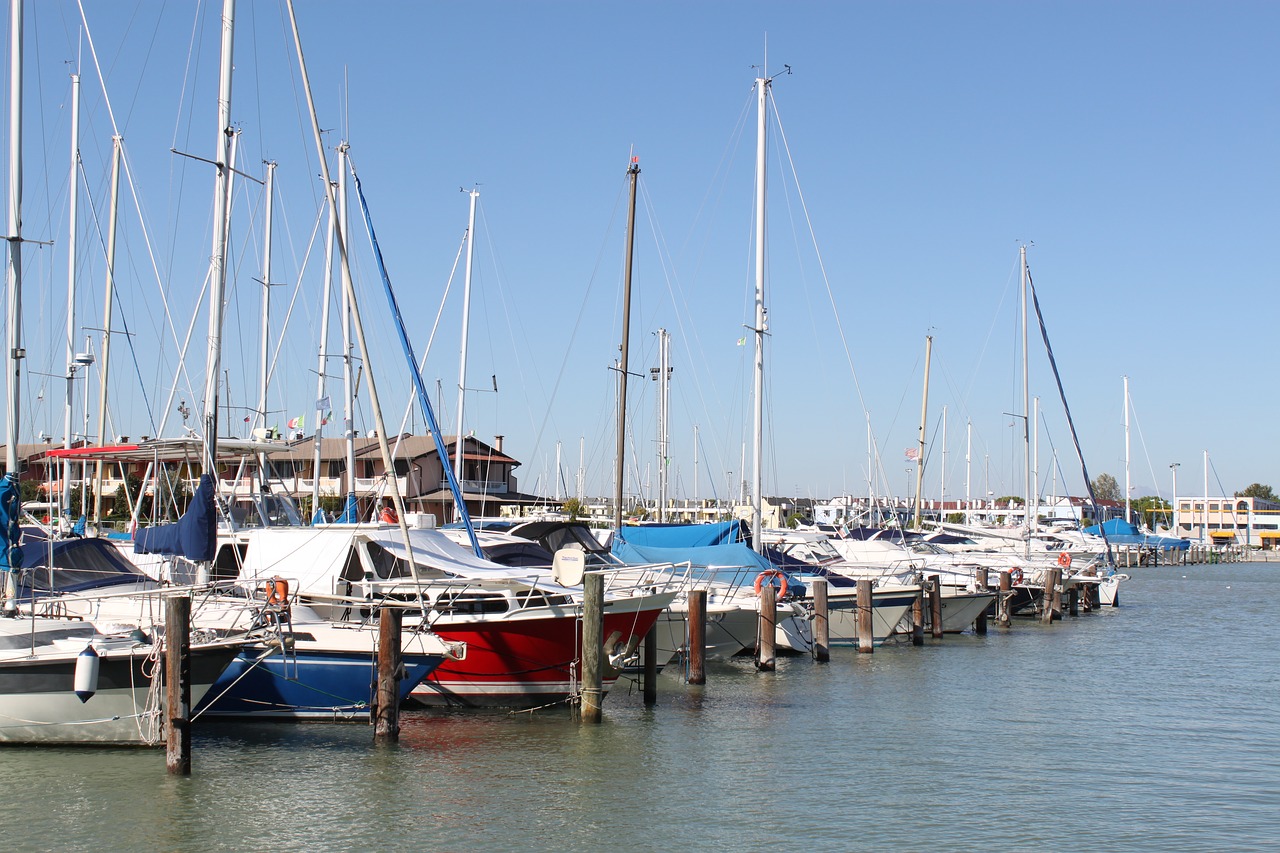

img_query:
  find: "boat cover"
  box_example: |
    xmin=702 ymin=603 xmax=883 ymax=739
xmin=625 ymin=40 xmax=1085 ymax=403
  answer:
xmin=133 ymin=473 xmax=217 ymax=561
xmin=1082 ymin=518 xmax=1189 ymax=550
xmin=612 ymin=520 xmax=747 ymax=548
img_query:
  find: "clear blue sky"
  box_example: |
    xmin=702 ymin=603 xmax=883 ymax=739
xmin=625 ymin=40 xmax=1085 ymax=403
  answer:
xmin=6 ymin=1 xmax=1277 ymax=506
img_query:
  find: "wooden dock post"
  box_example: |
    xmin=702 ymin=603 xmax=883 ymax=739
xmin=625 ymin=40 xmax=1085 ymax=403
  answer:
xmin=974 ymin=567 xmax=989 ymax=634
xmin=757 ymin=583 xmax=777 ymax=671
xmin=643 ymin=623 xmax=658 ymax=705
xmin=165 ymin=594 xmax=192 ymax=776
xmin=374 ymin=606 xmax=403 ymax=742
xmin=581 ymin=572 xmax=604 ymax=722
xmin=812 ymin=579 xmax=830 ymax=662
xmin=911 ymin=579 xmax=925 ymax=645
xmin=856 ymin=579 xmax=875 ymax=653
xmin=998 ymin=570 xmax=1012 ymax=628
xmin=1068 ymin=584 xmax=1079 ymax=617
xmin=928 ymin=575 xmax=944 ymax=639
xmin=1041 ymin=568 xmax=1059 ymax=624
xmin=687 ymin=589 xmax=707 ymax=685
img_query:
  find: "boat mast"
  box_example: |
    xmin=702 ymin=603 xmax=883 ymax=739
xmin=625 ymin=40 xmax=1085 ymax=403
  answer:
xmin=612 ymin=158 xmax=640 ymax=530
xmin=62 ymin=71 xmax=80 ymax=522
xmin=310 ymin=168 xmax=337 ymax=521
xmin=3 ymin=0 xmax=23 ymax=612
xmin=652 ymin=327 xmax=670 ymax=522
xmin=1020 ymin=244 xmax=1031 ymax=556
xmin=911 ymin=335 xmax=931 ymax=529
xmin=751 ymin=72 xmax=769 ymax=552
xmin=452 ymin=186 xmax=478 ymax=520
xmin=1123 ymin=374 xmax=1131 ymax=524
xmin=90 ymin=137 xmax=121 ymax=526
xmin=201 ymin=0 xmax=236 ymax=480
xmin=338 ymin=142 xmax=357 ymax=519
xmin=256 ymin=160 xmax=276 ymax=435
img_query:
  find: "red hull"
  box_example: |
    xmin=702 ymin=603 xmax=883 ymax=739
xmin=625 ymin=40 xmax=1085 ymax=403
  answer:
xmin=412 ymin=606 xmax=665 ymax=708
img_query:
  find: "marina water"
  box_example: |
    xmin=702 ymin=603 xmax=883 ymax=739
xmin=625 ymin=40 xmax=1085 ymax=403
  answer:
xmin=3 ymin=563 xmax=1277 ymax=852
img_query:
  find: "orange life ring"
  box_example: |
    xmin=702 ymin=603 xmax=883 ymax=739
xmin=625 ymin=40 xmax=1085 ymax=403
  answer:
xmin=265 ymin=576 xmax=290 ymax=607
xmin=380 ymin=506 xmax=398 ymax=524
xmin=1057 ymin=551 xmax=1072 ymax=569
xmin=1010 ymin=568 xmax=1024 ymax=585
xmin=753 ymin=569 xmax=789 ymax=599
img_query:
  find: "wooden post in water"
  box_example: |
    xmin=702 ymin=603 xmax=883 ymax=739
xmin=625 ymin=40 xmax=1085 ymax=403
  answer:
xmin=757 ymin=583 xmax=777 ymax=671
xmin=1041 ymin=568 xmax=1059 ymax=624
xmin=581 ymin=572 xmax=604 ymax=722
xmin=643 ymin=623 xmax=658 ymax=705
xmin=374 ymin=606 xmax=402 ymax=742
xmin=998 ymin=570 xmax=1012 ymax=627
xmin=165 ymin=594 xmax=192 ymax=776
xmin=1051 ymin=568 xmax=1063 ymax=619
xmin=928 ymin=575 xmax=944 ymax=639
xmin=911 ymin=580 xmax=925 ymax=646
xmin=687 ymin=589 xmax=707 ymax=685
xmin=1068 ymin=584 xmax=1079 ymax=617
xmin=856 ymin=579 xmax=875 ymax=653
xmin=974 ymin=567 xmax=989 ymax=634
xmin=812 ymin=578 xmax=830 ymax=662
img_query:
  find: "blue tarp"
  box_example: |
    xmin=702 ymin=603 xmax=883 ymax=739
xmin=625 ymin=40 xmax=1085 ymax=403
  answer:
xmin=0 ymin=472 xmax=22 ymax=573
xmin=612 ymin=538 xmax=806 ymax=596
xmin=612 ymin=520 xmax=747 ymax=549
xmin=1083 ymin=518 xmax=1189 ymax=550
xmin=19 ymin=537 xmax=150 ymax=598
xmin=134 ymin=473 xmax=217 ymax=561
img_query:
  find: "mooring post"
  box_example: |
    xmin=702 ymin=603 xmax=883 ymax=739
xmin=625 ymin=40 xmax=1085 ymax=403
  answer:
xmin=998 ymin=570 xmax=1012 ymax=627
xmin=165 ymin=594 xmax=192 ymax=776
xmin=812 ymin=579 xmax=830 ymax=662
xmin=581 ymin=572 xmax=604 ymax=722
xmin=928 ymin=575 xmax=944 ymax=639
xmin=757 ymin=583 xmax=776 ymax=671
xmin=1041 ymin=568 xmax=1058 ymax=624
xmin=374 ymin=606 xmax=402 ymax=742
xmin=1068 ymin=584 xmax=1080 ymax=617
xmin=643 ymin=623 xmax=658 ymax=705
xmin=687 ymin=589 xmax=707 ymax=685
xmin=974 ymin=567 xmax=989 ymax=634
xmin=911 ymin=578 xmax=925 ymax=645
xmin=856 ymin=579 xmax=875 ymax=653
xmin=1051 ymin=568 xmax=1063 ymax=619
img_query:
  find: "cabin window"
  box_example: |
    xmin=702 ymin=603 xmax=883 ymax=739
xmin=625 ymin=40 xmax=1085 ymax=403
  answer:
xmin=212 ymin=543 xmax=247 ymax=583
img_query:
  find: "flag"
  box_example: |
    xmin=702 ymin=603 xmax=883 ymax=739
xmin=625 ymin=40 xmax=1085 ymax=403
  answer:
xmin=736 ymin=337 xmax=746 ymax=346
xmin=321 ymin=411 xmax=331 ymax=426
xmin=315 ymin=395 xmax=331 ymax=412
xmin=243 ymin=415 xmax=250 ymax=423
xmin=905 ymin=447 xmax=919 ymax=461
xmin=288 ymin=415 xmax=304 ymax=430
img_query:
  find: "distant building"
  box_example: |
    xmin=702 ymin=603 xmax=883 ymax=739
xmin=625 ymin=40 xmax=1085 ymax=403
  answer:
xmin=1173 ymin=496 xmax=1280 ymax=549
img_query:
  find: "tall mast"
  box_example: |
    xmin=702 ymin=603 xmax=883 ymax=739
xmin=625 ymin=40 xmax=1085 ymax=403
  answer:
xmin=62 ymin=71 xmax=80 ymax=520
xmin=751 ymin=73 xmax=769 ymax=552
xmin=90 ymin=137 xmax=121 ymax=526
xmin=1123 ymin=374 xmax=1131 ymax=524
xmin=911 ymin=335 xmax=931 ymax=529
xmin=256 ymin=160 xmax=276 ymax=434
xmin=452 ymin=186 xmax=479 ymax=519
xmin=201 ymin=0 xmax=236 ymax=478
xmin=3 ymin=0 xmax=24 ymax=611
xmin=1032 ymin=395 xmax=1040 ymax=534
xmin=1020 ymin=244 xmax=1031 ymax=555
xmin=338 ymin=142 xmax=357 ymax=518
xmin=652 ymin=328 xmax=671 ymax=522
xmin=611 ymin=158 xmax=640 ymax=530
xmin=310 ymin=169 xmax=337 ymax=520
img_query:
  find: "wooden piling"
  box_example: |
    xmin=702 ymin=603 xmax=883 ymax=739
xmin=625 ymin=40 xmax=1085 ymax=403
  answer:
xmin=998 ymin=570 xmax=1011 ymax=628
xmin=812 ymin=579 xmax=830 ymax=662
xmin=911 ymin=581 xmax=925 ymax=646
xmin=974 ymin=567 xmax=989 ymax=634
xmin=1068 ymin=584 xmax=1079 ymax=617
xmin=855 ymin=579 xmax=875 ymax=652
xmin=1041 ymin=568 xmax=1059 ymax=624
xmin=373 ymin=606 xmax=403 ymax=742
xmin=928 ymin=575 xmax=944 ymax=639
xmin=757 ymin=583 xmax=777 ymax=671
xmin=643 ymin=623 xmax=658 ymax=705
xmin=165 ymin=595 xmax=192 ymax=776
xmin=687 ymin=589 xmax=707 ymax=685
xmin=581 ymin=572 xmax=604 ymax=722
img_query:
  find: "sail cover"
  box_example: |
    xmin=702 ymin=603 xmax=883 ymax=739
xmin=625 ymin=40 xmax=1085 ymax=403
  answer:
xmin=134 ymin=473 xmax=217 ymax=561
xmin=0 ymin=472 xmax=22 ymax=574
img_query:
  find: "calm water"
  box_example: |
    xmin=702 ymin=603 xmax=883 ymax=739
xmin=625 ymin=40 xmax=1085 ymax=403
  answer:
xmin=3 ymin=563 xmax=1278 ymax=852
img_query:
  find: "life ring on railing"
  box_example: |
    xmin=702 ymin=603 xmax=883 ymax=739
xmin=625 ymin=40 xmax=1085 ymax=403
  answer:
xmin=380 ymin=505 xmax=398 ymax=524
xmin=753 ymin=569 xmax=789 ymax=599
xmin=1057 ymin=551 xmax=1072 ymax=569
xmin=1009 ymin=568 xmax=1024 ymax=585
xmin=265 ymin=576 xmax=290 ymax=607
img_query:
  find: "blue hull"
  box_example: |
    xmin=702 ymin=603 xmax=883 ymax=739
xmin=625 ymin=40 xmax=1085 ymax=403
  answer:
xmin=196 ymin=648 xmax=444 ymax=720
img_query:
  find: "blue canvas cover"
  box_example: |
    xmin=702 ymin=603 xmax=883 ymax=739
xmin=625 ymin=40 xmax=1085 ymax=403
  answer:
xmin=612 ymin=538 xmax=806 ymax=596
xmin=613 ymin=520 xmax=747 ymax=548
xmin=19 ymin=537 xmax=150 ymax=598
xmin=1083 ymin=518 xmax=1189 ymax=550
xmin=0 ymin=472 xmax=22 ymax=574
xmin=134 ymin=473 xmax=217 ymax=561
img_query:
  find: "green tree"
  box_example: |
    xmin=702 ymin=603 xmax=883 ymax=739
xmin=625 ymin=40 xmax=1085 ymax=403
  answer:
xmin=1091 ymin=473 xmax=1121 ymax=502
xmin=561 ymin=497 xmax=585 ymax=521
xmin=1235 ymin=483 xmax=1278 ymax=502
xmin=1132 ymin=495 xmax=1171 ymax=528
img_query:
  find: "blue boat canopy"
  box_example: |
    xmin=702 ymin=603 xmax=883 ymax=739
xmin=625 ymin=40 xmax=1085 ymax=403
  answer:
xmin=1083 ymin=518 xmax=1189 ymax=550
